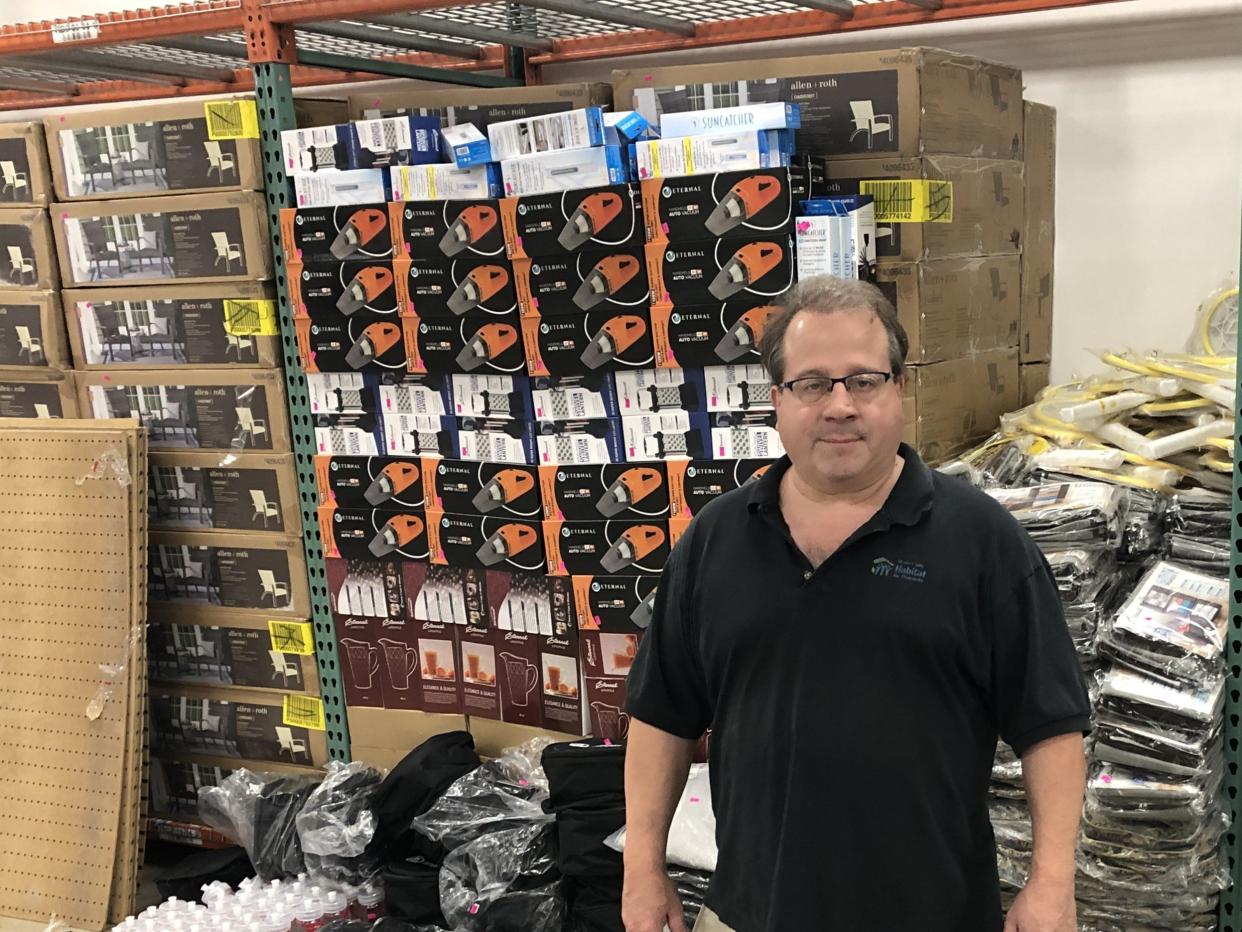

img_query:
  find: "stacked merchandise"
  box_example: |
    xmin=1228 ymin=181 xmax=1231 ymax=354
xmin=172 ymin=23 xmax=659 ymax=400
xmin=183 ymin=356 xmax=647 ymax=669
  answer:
xmin=43 ymin=98 xmax=323 ymax=846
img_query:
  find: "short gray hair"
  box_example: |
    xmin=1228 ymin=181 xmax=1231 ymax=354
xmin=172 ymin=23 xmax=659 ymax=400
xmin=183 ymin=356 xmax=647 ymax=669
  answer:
xmin=759 ymin=275 xmax=909 ymax=383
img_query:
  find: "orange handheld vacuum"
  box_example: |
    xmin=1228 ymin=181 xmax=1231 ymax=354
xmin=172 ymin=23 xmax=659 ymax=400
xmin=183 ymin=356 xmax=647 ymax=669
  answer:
xmin=368 ymin=513 xmax=425 ymax=557
xmin=559 ymin=192 xmax=624 ymax=251
xmin=704 ymin=175 xmax=783 ymax=237
xmin=455 ymin=323 xmax=519 ymax=372
xmin=580 ymin=315 xmax=647 ymax=370
xmin=472 ymin=468 xmax=536 ymax=514
xmin=439 ymin=205 xmax=499 ymax=257
xmin=573 ymin=255 xmax=642 ymax=311
xmin=714 ymin=305 xmax=780 ymax=363
xmin=337 ymin=265 xmax=394 ymax=316
xmin=708 ymin=242 xmax=785 ymax=301
xmin=476 ymin=522 xmax=540 ymax=566
xmin=345 ymin=321 xmax=402 ymax=370
xmin=364 ymin=461 xmax=421 ymax=507
xmin=600 ymin=525 xmax=666 ymax=573
xmin=447 ymin=264 xmax=510 ymax=316
xmin=630 ymin=586 xmax=657 ymax=629
xmin=596 ymin=467 xmax=664 ymax=518
xmin=330 ymin=208 xmax=388 ymax=260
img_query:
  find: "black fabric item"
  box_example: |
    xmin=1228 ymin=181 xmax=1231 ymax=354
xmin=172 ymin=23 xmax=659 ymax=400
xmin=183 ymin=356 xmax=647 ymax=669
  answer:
xmin=321 ymin=920 xmax=447 ymax=932
xmin=439 ymin=822 xmax=565 ymax=932
xmin=366 ymin=730 xmax=480 ymax=861
xmin=555 ymin=805 xmax=626 ymax=878
xmin=626 ymin=448 xmax=1092 ymax=932
xmin=569 ymin=880 xmax=624 ymax=932
xmin=542 ymin=740 xmax=626 ymax=813
xmin=153 ymin=846 xmax=253 ymax=903
xmin=383 ymin=855 xmax=449 ymax=926
xmin=302 ymin=765 xmax=384 ymax=885
xmin=252 ymin=777 xmax=317 ymax=879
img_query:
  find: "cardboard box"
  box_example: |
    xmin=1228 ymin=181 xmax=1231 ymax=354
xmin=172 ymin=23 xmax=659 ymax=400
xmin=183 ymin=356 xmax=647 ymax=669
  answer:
xmin=149 ymin=451 xmax=300 ymax=536
xmin=873 ymin=255 xmax=1021 ymax=364
xmin=0 ymin=368 xmax=77 ymax=417
xmin=614 ymin=367 xmax=707 ymax=414
xmin=390 ymin=163 xmax=503 ymax=201
xmin=825 ymin=157 xmax=1023 ymax=261
xmin=0 ymin=121 xmax=52 ymax=206
xmin=501 ymin=147 xmax=628 ymax=198
xmin=402 ymin=562 xmax=468 ymax=714
xmin=354 ymin=115 xmax=442 ymax=169
xmin=295 ymin=169 xmax=391 ymax=207
xmin=710 ymin=410 xmax=784 ymax=460
xmin=350 ymin=82 xmax=613 ymax=130
xmin=906 ymin=348 xmax=1019 ymax=461
xmin=280 ymin=203 xmax=395 ymax=263
xmin=0 ymin=290 xmax=68 ymax=368
xmin=149 ymin=530 xmax=310 ymax=616
xmin=487 ymin=107 xmax=606 ymax=162
xmin=295 ymin=98 xmax=351 ymax=129
xmin=150 ymin=686 xmax=329 ymax=766
xmin=614 ymin=48 xmax=1023 ymax=161
xmin=427 ymin=509 xmax=547 ymax=575
xmin=46 ymin=97 xmax=264 ymax=201
xmin=650 ymin=301 xmax=780 ymax=369
xmin=399 ymin=256 xmax=519 ymax=319
xmin=451 ymin=373 xmax=532 ymax=419
xmin=631 ymin=130 xmax=788 ymax=180
xmin=1020 ymin=362 xmax=1051 ymax=407
xmin=646 ymin=236 xmax=794 ymax=308
xmin=55 ymin=192 xmax=272 ymax=287
xmin=64 ymin=282 xmax=279 ymax=368
xmin=422 ymin=458 xmax=542 ymax=520
xmin=501 ymin=184 xmax=644 ymax=260
xmin=572 ymin=574 xmax=659 ymax=631
xmin=296 ymin=311 xmax=420 ymax=375
xmin=543 ymin=519 xmax=672 ymax=576
xmin=534 ymin=417 xmax=627 ymax=466
xmin=391 ymin=198 xmax=506 ymax=261
xmin=1022 ymin=102 xmax=1056 ymax=363
xmin=703 ymin=363 xmax=774 ymax=412
xmin=288 ymin=259 xmax=402 ymax=319
xmin=348 ymin=707 xmax=470 ymax=770
xmin=641 ymin=169 xmax=793 ymax=245
xmin=327 ymin=557 xmax=409 ymax=620
xmin=319 ymin=504 xmax=430 ymax=562
xmin=522 ymin=307 xmax=655 ymax=377
xmin=149 ymin=612 xmax=317 ymax=693
xmin=79 ymin=369 xmax=291 ymax=453
xmin=531 ymin=373 xmax=621 ymax=420
xmin=411 ymin=311 xmax=526 ymax=377
xmin=540 ymin=462 xmax=671 ymax=521
xmin=0 ymin=207 xmax=57 ymax=290
xmin=667 ymin=458 xmax=773 ymax=518
xmin=514 ymin=247 xmax=650 ymax=318
xmin=316 ymin=454 xmax=426 ymax=510
xmin=584 ymin=675 xmax=631 ymax=741
xmin=469 ymin=718 xmax=584 ymax=757
xmin=623 ymin=411 xmax=712 ymax=460
xmin=441 ymin=123 xmax=493 ymax=168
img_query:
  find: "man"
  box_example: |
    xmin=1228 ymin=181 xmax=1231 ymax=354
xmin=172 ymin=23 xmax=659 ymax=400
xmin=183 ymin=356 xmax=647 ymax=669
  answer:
xmin=622 ymin=277 xmax=1090 ymax=932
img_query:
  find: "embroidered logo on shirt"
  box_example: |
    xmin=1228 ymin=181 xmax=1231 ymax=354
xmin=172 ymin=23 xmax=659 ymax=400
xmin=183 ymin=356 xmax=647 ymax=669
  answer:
xmin=871 ymin=557 xmax=927 ymax=583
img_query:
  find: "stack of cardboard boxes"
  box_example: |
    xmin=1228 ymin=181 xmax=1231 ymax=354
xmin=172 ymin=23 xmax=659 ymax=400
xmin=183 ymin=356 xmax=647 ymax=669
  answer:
xmin=1020 ymin=102 xmax=1056 ymax=404
xmin=41 ymin=97 xmax=325 ymax=844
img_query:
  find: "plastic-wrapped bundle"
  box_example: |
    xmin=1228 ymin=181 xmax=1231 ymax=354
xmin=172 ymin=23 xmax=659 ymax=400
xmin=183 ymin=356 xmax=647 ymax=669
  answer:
xmin=296 ymin=761 xmax=384 ymax=886
xmin=986 ymin=482 xmax=1125 ymax=550
xmin=1168 ymin=489 xmax=1231 ymax=576
xmin=198 ymin=769 xmax=320 ymax=880
xmin=409 ymin=758 xmax=552 ymax=852
xmin=438 ymin=821 xmax=564 ymax=932
xmin=669 ymin=867 xmax=712 ymax=928
xmin=605 ymin=764 xmax=717 ymax=873
xmin=974 ymin=441 xmax=1033 ymax=488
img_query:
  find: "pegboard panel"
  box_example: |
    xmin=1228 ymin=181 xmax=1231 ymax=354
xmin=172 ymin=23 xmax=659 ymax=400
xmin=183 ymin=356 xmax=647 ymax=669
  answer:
xmin=253 ymin=65 xmax=350 ymax=761
xmin=0 ymin=421 xmax=146 ymax=929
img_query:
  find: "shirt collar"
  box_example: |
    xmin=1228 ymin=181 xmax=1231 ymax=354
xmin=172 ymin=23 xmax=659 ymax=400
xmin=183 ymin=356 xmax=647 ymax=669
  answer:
xmin=746 ymin=443 xmax=935 ymax=527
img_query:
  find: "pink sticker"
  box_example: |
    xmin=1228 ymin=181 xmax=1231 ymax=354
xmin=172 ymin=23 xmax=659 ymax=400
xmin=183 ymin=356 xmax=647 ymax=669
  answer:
xmin=661 ymin=222 xmax=670 ymax=234
xmin=1100 ymin=773 xmax=1113 ymax=784
xmin=469 ymin=904 xmax=480 ymax=916
xmin=59 ymin=115 xmax=66 ymax=122
xmin=689 ymin=796 xmax=700 ymax=804
xmin=604 ymin=738 xmax=614 ymax=746
xmin=61 ymin=213 xmax=68 ymax=220
xmin=519 ymin=778 xmax=529 ymax=786
xmin=102 ymin=374 xmax=111 ymax=382
xmin=531 ymin=296 xmax=539 ymax=309
xmin=297 ymin=248 xmax=303 ymax=259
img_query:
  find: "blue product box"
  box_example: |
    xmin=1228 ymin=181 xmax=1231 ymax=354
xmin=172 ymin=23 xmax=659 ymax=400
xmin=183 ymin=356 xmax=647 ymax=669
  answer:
xmin=353 ymin=115 xmax=443 ymax=169
xmin=441 ymin=123 xmax=494 ymax=168
xmin=604 ymin=111 xmax=653 ymax=146
xmin=282 ymin=124 xmax=356 ymax=173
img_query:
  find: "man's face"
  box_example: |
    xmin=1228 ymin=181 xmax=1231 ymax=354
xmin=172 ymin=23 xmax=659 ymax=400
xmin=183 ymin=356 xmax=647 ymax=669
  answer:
xmin=770 ymin=309 xmax=906 ymax=489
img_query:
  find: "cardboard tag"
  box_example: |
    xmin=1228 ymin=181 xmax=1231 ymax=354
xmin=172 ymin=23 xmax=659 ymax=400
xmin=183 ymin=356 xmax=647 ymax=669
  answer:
xmin=269 ymin=620 xmax=315 ymax=656
xmin=206 ymin=99 xmax=261 ymax=140
xmin=223 ymin=299 xmax=279 ymax=335
xmin=860 ymin=180 xmax=954 ymax=223
xmin=282 ymin=694 xmax=326 ymax=731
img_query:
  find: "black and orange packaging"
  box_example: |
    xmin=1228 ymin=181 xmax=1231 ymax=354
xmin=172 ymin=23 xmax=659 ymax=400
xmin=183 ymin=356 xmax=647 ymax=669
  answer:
xmin=281 ymin=204 xmax=395 ymax=262
xmin=539 ymin=463 xmax=670 ymax=521
xmin=543 ymin=519 xmax=672 ymax=577
xmin=421 ymin=458 xmax=543 ymax=520
xmin=318 ymin=504 xmax=430 ymax=562
xmin=522 ymin=307 xmax=655 ymax=377
xmin=398 ymin=256 xmax=518 ymax=318
xmin=289 ymin=260 xmax=401 ymax=318
xmin=667 ymin=458 xmax=773 ymax=518
xmin=513 ymin=247 xmax=649 ymax=318
xmin=646 ymin=236 xmax=794 ymax=308
xmin=501 ymin=184 xmax=643 ymax=260
xmin=315 ymin=455 xmax=426 ymax=510
xmin=427 ymin=510 xmax=547 ymax=575
xmin=296 ymin=312 xmax=420 ymax=375
xmin=641 ymin=168 xmax=793 ymax=244
xmin=411 ymin=311 xmax=526 ymax=376
xmin=391 ymin=199 xmax=506 ymax=260
xmin=650 ymin=302 xmax=781 ymax=369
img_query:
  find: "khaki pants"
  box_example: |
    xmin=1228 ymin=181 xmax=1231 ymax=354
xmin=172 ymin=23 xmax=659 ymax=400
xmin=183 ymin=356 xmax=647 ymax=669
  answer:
xmin=693 ymin=907 xmax=736 ymax=932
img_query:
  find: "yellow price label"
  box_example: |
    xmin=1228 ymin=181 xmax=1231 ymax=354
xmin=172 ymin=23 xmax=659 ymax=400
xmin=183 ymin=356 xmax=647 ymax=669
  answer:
xmin=282 ymin=694 xmax=326 ymax=731
xmin=205 ymin=99 xmax=260 ymax=140
xmin=268 ymin=620 xmax=315 ymax=656
xmin=223 ymin=299 xmax=278 ymax=336
xmin=860 ymin=180 xmax=954 ymax=223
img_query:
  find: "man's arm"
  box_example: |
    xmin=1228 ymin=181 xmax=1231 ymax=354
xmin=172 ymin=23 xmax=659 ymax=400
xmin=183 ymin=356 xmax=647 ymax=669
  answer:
xmin=622 ymin=719 xmax=697 ymax=932
xmin=1004 ymin=732 xmax=1086 ymax=932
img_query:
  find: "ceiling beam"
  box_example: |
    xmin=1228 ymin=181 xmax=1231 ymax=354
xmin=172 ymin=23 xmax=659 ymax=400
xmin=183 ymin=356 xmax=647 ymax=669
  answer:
xmin=0 ymin=73 xmax=79 ymax=95
xmin=300 ymin=20 xmax=483 ymax=60
xmin=514 ymin=0 xmax=697 ymax=38
xmin=365 ymin=13 xmax=555 ymax=52
xmin=798 ymin=0 xmax=855 ymax=14
xmin=295 ymin=48 xmax=520 ymax=86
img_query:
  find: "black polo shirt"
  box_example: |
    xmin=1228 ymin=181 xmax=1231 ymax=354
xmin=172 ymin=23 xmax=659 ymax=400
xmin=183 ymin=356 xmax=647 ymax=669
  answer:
xmin=627 ymin=446 xmax=1091 ymax=932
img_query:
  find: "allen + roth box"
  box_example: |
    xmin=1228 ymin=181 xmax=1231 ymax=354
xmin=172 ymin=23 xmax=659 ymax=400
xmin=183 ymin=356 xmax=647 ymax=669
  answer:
xmin=614 ymin=48 xmax=1023 ymax=161
xmin=649 ymin=302 xmax=780 ymax=369
xmin=906 ymin=347 xmax=1019 ymax=461
xmin=316 ymin=454 xmax=427 ymax=510
xmin=79 ymin=369 xmax=291 ymax=453
xmin=543 ymin=519 xmax=674 ymax=576
xmin=410 ymin=311 xmax=526 ymax=377
xmin=148 ymin=612 xmax=317 ymax=693
xmin=1020 ymin=362 xmax=1051 ymax=407
xmin=398 ymin=256 xmax=519 ymax=319
xmin=534 ymin=417 xmax=626 ymax=466
xmin=46 ymin=97 xmax=264 ymax=201
xmin=426 ymin=510 xmax=548 ymax=575
xmin=514 ymin=247 xmax=650 ymax=317
xmin=501 ymin=147 xmax=628 ymax=198
xmin=1022 ymin=102 xmax=1056 ymax=363
xmin=572 ymin=574 xmax=659 ymax=631
xmin=288 ymin=259 xmax=402 ymax=318
xmin=501 ymin=184 xmax=644 ymax=260
xmin=319 ymin=504 xmax=431 ymax=562
xmin=0 ymin=207 xmax=57 ymax=290
xmin=0 ymin=122 xmax=52 ymax=206
xmin=391 ymin=199 xmax=506 ymax=261
xmin=295 ymin=311 xmax=420 ymax=375
xmin=873 ymin=255 xmax=1021 ymax=365
xmin=667 ymin=458 xmax=772 ymax=518
xmin=641 ymin=169 xmax=793 ymax=245
xmin=522 ymin=307 xmax=656 ymax=377
xmin=0 ymin=290 xmax=68 ymax=368
xmin=148 ymin=451 xmax=300 ymax=536
xmin=422 ymin=458 xmax=542 ymax=521
xmin=54 ymin=192 xmax=272 ymax=287
xmin=0 ymin=368 xmax=78 ymax=417
xmin=825 ymin=157 xmax=1024 ymax=261
xmin=280 ymin=204 xmax=396 ymax=263
xmin=350 ymin=82 xmax=613 ymax=130
xmin=646 ymin=236 xmax=795 ymax=308
xmin=64 ymin=283 xmax=279 ymax=369
xmin=540 ymin=462 xmax=671 ymax=521
xmin=451 ymin=373 xmax=532 ymax=419
xmin=149 ymin=530 xmax=310 ymax=616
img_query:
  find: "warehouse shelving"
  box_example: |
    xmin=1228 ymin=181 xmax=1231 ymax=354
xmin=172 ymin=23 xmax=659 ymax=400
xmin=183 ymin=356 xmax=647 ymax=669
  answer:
xmin=1 ymin=1 xmax=1239 ymax=926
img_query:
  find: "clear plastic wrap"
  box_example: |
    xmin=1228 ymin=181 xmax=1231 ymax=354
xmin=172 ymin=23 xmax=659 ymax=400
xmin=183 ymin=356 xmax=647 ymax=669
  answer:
xmin=199 ymin=768 xmax=322 ymax=880
xmin=409 ymin=758 xmax=552 ymax=852
xmin=986 ymin=482 xmax=1125 ymax=549
xmin=438 ymin=821 xmax=565 ymax=932
xmin=603 ymin=764 xmax=717 ymax=872
xmin=973 ymin=441 xmax=1033 ymax=488
xmin=297 ymin=761 xmax=384 ymax=885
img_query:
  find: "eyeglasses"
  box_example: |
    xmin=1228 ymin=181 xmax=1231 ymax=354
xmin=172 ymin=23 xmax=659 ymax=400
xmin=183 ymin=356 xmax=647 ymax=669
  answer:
xmin=776 ymin=372 xmax=895 ymax=404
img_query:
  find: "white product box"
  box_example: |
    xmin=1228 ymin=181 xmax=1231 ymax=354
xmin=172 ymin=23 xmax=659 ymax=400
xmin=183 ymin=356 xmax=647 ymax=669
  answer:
xmin=631 ymin=131 xmax=785 ymax=180
xmin=500 ymin=146 xmax=627 ymax=197
xmin=378 ymin=382 xmax=450 ymax=417
xmin=441 ymin=123 xmax=493 ymax=168
xmin=294 ymin=169 xmax=390 ymax=207
xmin=703 ymin=364 xmax=773 ymax=412
xmin=389 ymin=163 xmax=503 ymax=201
xmin=795 ymin=195 xmax=876 ymax=281
xmin=660 ymin=102 xmax=801 ymax=137
xmin=281 ymin=125 xmax=355 ymax=174
xmin=711 ymin=417 xmax=784 ymax=460
xmin=487 ymin=107 xmax=606 ymax=162
xmin=353 ymin=115 xmax=441 ymax=168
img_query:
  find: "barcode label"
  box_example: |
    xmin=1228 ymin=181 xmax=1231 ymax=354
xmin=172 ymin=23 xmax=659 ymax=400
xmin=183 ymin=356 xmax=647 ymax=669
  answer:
xmin=205 ymin=100 xmax=260 ymax=141
xmin=268 ymin=620 xmax=315 ymax=656
xmin=52 ymin=18 xmax=100 ymax=43
xmin=282 ymin=694 xmax=326 ymax=731
xmin=860 ymin=180 xmax=954 ymax=223
xmin=223 ymin=300 xmax=278 ymax=335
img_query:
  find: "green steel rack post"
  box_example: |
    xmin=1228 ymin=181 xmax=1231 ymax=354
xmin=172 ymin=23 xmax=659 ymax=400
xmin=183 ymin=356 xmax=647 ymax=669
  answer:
xmin=1223 ymin=232 xmax=1242 ymax=927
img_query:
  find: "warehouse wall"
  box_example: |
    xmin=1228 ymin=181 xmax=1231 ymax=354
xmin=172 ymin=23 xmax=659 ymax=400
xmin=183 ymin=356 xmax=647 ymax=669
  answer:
xmin=6 ymin=0 xmax=1242 ymax=382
